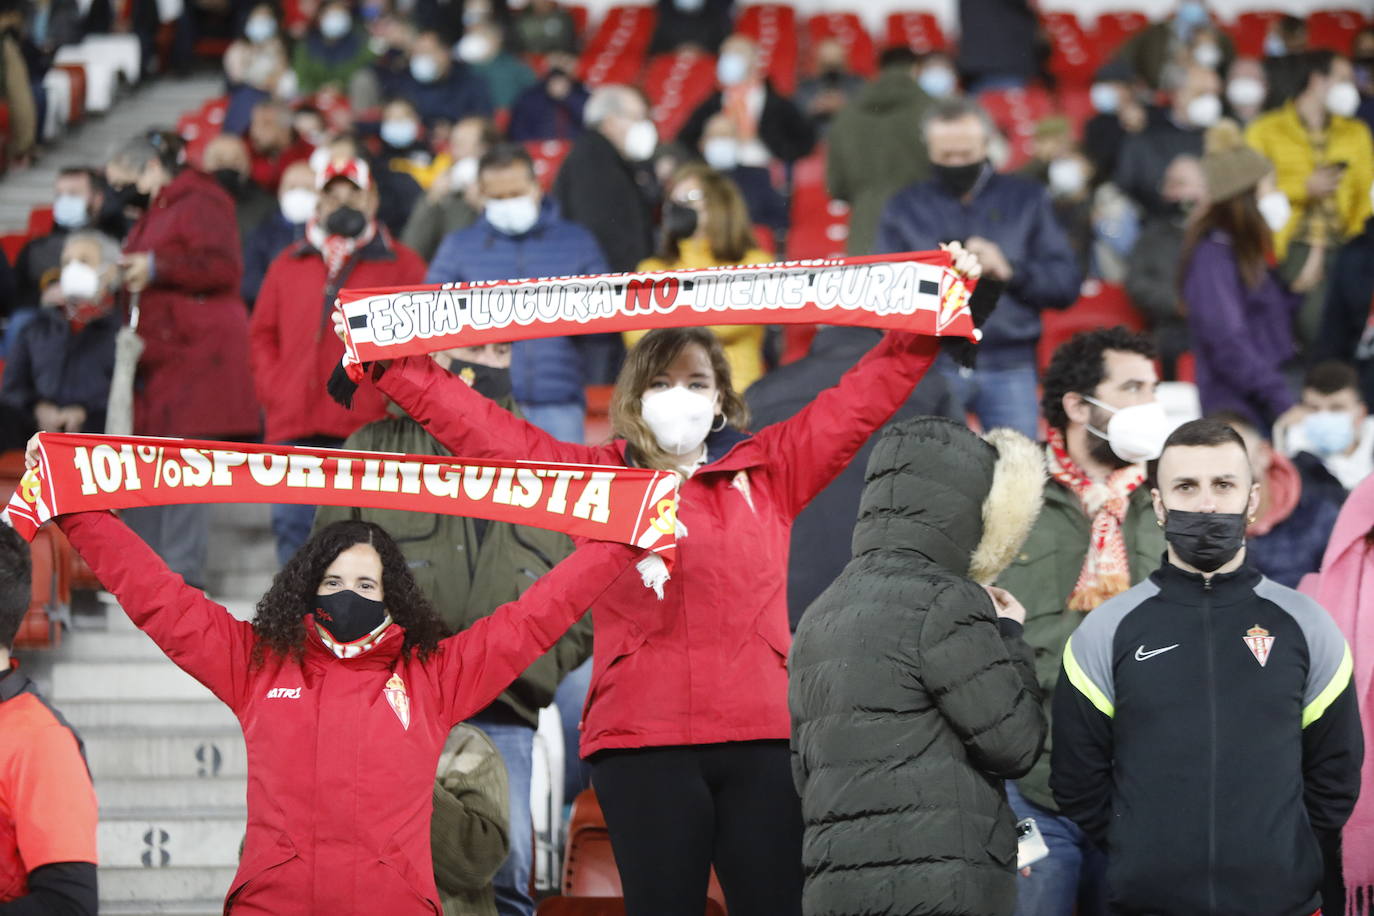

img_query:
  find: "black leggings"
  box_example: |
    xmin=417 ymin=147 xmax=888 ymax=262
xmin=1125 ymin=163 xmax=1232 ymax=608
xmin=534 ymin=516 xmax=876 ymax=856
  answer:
xmin=590 ymin=740 xmax=804 ymax=916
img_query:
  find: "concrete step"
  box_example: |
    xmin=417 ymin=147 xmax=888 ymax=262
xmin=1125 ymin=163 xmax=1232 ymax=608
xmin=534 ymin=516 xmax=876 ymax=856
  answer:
xmin=97 ymin=776 xmax=247 ymax=810
xmin=58 ymin=628 xmax=168 ymax=661
xmin=99 ymin=865 xmax=237 ymax=906
xmin=84 ymin=729 xmax=247 ymax=778
xmin=51 ymin=660 xmax=216 ymax=702
xmin=99 ymin=810 xmax=246 ymax=868
xmin=66 ymin=699 xmax=237 ymax=730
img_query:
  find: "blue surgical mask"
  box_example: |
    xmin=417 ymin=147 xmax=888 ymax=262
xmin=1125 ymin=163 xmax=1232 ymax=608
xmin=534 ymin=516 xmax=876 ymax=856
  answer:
xmin=1302 ymin=410 xmax=1356 ymax=456
xmin=380 ymin=119 xmax=418 ymax=148
xmin=53 ymin=193 xmax=89 ymax=229
xmin=918 ymin=65 xmax=957 ymax=99
xmin=1090 ymin=83 xmax=1119 ymax=114
xmin=244 ymin=15 xmax=276 ymax=43
xmin=1175 ymin=1 xmax=1209 ymax=32
xmin=717 ymin=52 xmax=750 ymax=87
xmin=319 ymin=8 xmax=351 ymax=39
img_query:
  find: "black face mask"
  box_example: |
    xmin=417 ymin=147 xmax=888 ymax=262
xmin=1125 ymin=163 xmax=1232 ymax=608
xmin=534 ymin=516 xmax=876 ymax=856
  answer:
xmin=212 ymin=168 xmax=247 ymax=197
xmin=110 ymin=182 xmax=151 ymax=212
xmin=932 ymin=161 xmax=985 ymax=197
xmin=314 ymin=589 xmax=387 ymax=644
xmin=663 ymin=201 xmax=699 ymax=242
xmin=1163 ymin=509 xmax=1247 ymax=574
xmin=450 ymin=358 xmax=513 ymax=400
xmin=324 ymin=205 xmax=368 ymax=238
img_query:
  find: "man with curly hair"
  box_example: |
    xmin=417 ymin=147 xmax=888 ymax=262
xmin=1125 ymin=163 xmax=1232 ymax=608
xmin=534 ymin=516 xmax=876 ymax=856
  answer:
xmin=993 ymin=327 xmax=1167 ymax=916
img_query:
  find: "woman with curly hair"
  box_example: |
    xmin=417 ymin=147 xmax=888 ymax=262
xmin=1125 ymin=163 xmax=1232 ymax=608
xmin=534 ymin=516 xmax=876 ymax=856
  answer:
xmin=339 ymin=243 xmax=984 ymax=915
xmin=36 ymin=463 xmax=636 ymax=915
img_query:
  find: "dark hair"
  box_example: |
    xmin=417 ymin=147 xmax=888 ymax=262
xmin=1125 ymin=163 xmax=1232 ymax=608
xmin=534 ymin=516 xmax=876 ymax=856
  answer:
xmin=478 ymin=142 xmax=536 ymax=180
xmin=878 ymin=45 xmax=919 ymax=69
xmin=1041 ymin=327 xmax=1157 ymax=433
xmin=1181 ymin=190 xmax=1272 ymax=292
xmin=461 ymin=116 xmax=502 ymax=150
xmin=111 ymin=129 xmax=185 ymax=175
xmin=58 ymin=166 xmax=101 ymax=187
xmin=1296 ymin=49 xmax=1340 ymax=94
xmin=657 ymin=162 xmax=757 ymax=263
xmin=1147 ymin=418 xmax=1250 ymax=488
xmin=610 ymin=328 xmax=750 ymax=472
xmin=1304 ymin=359 xmax=1361 ymax=397
xmin=1277 ymin=14 xmax=1307 ymax=42
xmin=0 ymin=525 xmax=31 ymax=651
xmin=250 ymin=521 xmax=449 ymax=667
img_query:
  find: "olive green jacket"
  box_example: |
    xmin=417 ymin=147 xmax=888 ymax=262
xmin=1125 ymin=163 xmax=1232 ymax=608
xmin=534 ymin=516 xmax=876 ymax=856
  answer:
xmin=994 ymin=478 xmax=1164 ymax=811
xmin=432 ymin=724 xmax=509 ymax=916
xmin=313 ymin=407 xmax=592 ymax=728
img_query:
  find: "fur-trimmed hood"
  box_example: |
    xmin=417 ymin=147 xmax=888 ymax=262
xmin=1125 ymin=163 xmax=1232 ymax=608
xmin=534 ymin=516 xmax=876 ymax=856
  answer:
xmin=852 ymin=417 xmax=1045 ymax=579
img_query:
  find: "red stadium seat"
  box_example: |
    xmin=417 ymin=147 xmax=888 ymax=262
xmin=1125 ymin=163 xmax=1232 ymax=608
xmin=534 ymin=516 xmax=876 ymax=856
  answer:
xmin=1042 ymin=11 xmax=1100 ymax=87
xmin=644 ymin=50 xmax=718 ymax=139
xmin=0 ymin=234 xmax=25 ymax=264
xmin=566 ymin=4 xmax=589 ymax=39
xmin=1093 ymin=11 xmax=1151 ymax=55
xmin=27 ymin=207 xmax=53 ymax=238
xmin=57 ymin=64 xmax=87 ymax=123
xmin=525 ymin=139 xmax=572 ymax=191
xmin=885 ymin=11 xmax=948 ymax=54
xmin=806 ymin=13 xmax=876 ymax=77
xmin=0 ymin=451 xmax=66 ymax=650
xmin=1226 ymin=10 xmax=1284 ymax=58
xmin=537 ymin=900 xmax=627 ymax=916
xmin=737 ymin=4 xmax=799 ymax=95
xmin=579 ymin=5 xmax=655 ymax=86
xmin=584 ymin=385 xmax=614 ymax=445
xmin=1036 ymin=281 xmax=1146 ymax=373
xmin=1308 ymin=9 xmax=1369 ymax=51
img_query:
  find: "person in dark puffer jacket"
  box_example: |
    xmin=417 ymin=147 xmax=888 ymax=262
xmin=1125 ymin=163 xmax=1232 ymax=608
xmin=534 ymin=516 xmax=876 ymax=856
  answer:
xmin=789 ymin=416 xmax=1049 ymax=916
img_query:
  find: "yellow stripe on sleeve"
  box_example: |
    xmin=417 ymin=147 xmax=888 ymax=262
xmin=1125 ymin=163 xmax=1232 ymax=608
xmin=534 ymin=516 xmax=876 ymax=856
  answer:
xmin=1303 ymin=643 xmax=1354 ymax=729
xmin=1063 ymin=636 xmax=1114 ymax=719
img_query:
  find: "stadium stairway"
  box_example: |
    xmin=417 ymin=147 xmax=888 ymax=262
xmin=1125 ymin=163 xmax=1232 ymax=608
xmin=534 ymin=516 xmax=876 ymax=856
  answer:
xmin=0 ymin=72 xmax=224 ymax=234
xmin=18 ymin=503 xmax=277 ymax=914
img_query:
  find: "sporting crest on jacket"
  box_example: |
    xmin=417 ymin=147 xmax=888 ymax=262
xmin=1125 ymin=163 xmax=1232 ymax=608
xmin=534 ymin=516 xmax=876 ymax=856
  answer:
xmin=384 ymin=673 xmax=411 ymax=729
xmin=1243 ymin=624 xmax=1274 ymax=667
xmin=731 ymin=470 xmax=755 ymax=514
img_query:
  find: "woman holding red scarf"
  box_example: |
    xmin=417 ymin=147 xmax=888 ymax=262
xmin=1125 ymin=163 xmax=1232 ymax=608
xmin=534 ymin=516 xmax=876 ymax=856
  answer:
xmin=343 ymin=243 xmax=984 ymax=915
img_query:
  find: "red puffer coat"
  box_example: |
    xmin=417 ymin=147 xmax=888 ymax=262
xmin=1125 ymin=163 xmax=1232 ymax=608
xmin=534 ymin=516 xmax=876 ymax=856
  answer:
xmin=374 ymin=331 xmax=940 ymax=756
xmin=122 ymin=169 xmax=259 ymax=438
xmin=57 ymin=510 xmax=632 ymax=915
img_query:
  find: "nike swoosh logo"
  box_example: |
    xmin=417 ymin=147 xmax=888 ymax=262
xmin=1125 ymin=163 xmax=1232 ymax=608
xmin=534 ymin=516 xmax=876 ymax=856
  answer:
xmin=1135 ymin=644 xmax=1180 ymax=661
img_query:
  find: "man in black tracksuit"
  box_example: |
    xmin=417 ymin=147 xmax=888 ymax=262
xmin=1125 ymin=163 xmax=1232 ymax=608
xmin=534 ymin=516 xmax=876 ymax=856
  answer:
xmin=1051 ymin=419 xmax=1362 ymax=916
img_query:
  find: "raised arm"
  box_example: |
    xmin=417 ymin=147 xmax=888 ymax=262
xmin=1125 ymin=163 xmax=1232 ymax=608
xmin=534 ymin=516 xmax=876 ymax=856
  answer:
xmin=55 ymin=511 xmax=255 ymax=711
xmin=374 ymin=354 xmax=604 ymax=464
xmin=432 ymin=540 xmax=637 ymax=726
xmin=751 ymin=330 xmax=940 ymax=518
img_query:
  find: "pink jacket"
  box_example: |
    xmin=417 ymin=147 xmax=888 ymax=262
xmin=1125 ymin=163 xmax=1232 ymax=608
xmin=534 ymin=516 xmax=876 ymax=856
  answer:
xmin=374 ymin=331 xmax=940 ymax=756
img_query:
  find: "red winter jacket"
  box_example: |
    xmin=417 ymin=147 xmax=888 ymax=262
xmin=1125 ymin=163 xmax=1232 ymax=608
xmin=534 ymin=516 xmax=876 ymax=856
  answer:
xmin=375 ymin=331 xmax=940 ymax=756
xmin=123 ymin=169 xmax=259 ymax=438
xmin=249 ymin=232 xmax=426 ymax=443
xmin=57 ymin=511 xmax=632 ymax=915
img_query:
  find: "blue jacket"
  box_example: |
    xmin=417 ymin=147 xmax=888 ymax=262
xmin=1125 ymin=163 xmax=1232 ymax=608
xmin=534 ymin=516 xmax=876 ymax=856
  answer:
xmin=242 ymin=211 xmax=305 ymax=307
xmin=507 ymin=76 xmax=589 ymax=142
xmin=876 ymin=168 xmax=1082 ymax=368
xmin=394 ymin=65 xmax=492 ymax=129
xmin=426 ymin=200 xmax=608 ymax=406
xmin=1247 ymin=452 xmax=1345 ymax=589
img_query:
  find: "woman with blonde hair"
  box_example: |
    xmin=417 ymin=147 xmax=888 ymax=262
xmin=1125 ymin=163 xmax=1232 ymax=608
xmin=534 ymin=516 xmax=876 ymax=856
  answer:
xmin=343 ymin=241 xmax=983 ymax=915
xmin=625 ymin=163 xmax=774 ymax=390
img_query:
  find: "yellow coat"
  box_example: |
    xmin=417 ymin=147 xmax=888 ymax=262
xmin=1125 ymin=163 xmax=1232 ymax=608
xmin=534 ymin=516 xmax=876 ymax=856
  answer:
xmin=1245 ymin=104 xmax=1374 ymax=257
xmin=627 ymin=238 xmax=774 ymax=391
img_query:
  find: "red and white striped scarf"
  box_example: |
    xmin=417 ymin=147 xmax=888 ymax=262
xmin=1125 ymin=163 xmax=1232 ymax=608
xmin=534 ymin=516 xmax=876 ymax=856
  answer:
xmin=305 ymin=218 xmax=377 ymax=281
xmin=1046 ymin=427 xmax=1146 ymax=612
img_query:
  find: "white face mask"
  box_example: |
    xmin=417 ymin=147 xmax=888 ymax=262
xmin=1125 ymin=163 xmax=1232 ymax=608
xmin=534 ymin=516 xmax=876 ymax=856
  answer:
xmin=918 ymin=65 xmax=957 ymax=99
xmin=716 ymin=52 xmax=750 ymax=87
xmin=1048 ymin=157 xmax=1087 ymax=197
xmin=280 ymin=187 xmax=319 ymax=224
xmin=702 ymin=136 xmax=739 ymax=171
xmin=1193 ymin=42 xmax=1222 ymax=69
xmin=319 ymin=9 xmax=351 ymax=39
xmin=1326 ymin=81 xmax=1361 ymax=118
xmin=410 ymin=54 xmax=440 ymax=83
xmin=245 ymin=15 xmax=276 ymax=43
xmin=1226 ymin=76 xmax=1265 ymax=109
xmin=1258 ymin=189 xmax=1292 ymax=232
xmin=450 ymin=155 xmax=479 ymax=189
xmin=380 ymin=118 xmax=418 ymax=148
xmin=1083 ymin=396 xmax=1171 ymax=462
xmin=622 ymin=119 xmax=658 ymax=162
xmin=457 ymin=31 xmax=496 ymax=63
xmin=485 ymin=193 xmax=540 ymax=235
xmin=1185 ymin=92 xmax=1222 ymax=128
xmin=59 ymin=260 xmax=102 ymax=302
xmin=641 ymin=386 xmax=716 ymax=457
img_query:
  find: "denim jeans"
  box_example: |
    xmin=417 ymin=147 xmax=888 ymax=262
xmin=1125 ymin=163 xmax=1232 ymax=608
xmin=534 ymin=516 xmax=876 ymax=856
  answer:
xmin=938 ymin=358 xmax=1041 ymax=438
xmin=553 ymin=658 xmax=593 ymax=803
xmin=468 ymin=714 xmax=537 ymax=916
xmin=519 ymin=402 xmax=585 ymax=444
xmin=270 ymin=438 xmax=342 ymax=566
xmin=1007 ymin=781 xmax=1108 ymax=916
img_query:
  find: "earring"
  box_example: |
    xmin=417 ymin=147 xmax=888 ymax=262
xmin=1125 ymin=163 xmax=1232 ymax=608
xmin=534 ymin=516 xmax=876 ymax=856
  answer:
xmin=1156 ymin=518 xmax=1164 ymax=527
xmin=711 ymin=414 xmax=726 ymax=433
xmin=1248 ymin=515 xmax=1256 ymax=524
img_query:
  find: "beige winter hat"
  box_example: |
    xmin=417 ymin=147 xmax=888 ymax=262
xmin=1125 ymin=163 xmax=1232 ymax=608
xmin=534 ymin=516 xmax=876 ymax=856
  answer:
xmin=1201 ymin=119 xmax=1273 ymax=202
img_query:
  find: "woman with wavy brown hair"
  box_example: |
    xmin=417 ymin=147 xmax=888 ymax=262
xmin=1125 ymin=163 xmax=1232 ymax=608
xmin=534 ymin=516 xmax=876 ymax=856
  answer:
xmin=346 ymin=243 xmax=983 ymax=915
xmin=35 ymin=469 xmax=636 ymax=916
xmin=625 ymin=163 xmax=774 ymax=390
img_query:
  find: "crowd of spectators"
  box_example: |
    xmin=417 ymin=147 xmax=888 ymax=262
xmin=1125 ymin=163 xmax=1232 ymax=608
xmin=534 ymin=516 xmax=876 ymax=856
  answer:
xmin=1 ymin=0 xmax=1374 ymax=913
